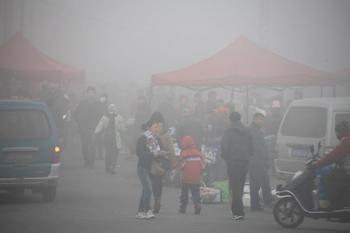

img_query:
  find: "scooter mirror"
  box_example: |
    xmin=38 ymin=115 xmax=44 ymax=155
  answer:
xmin=317 ymin=141 xmax=322 ymax=152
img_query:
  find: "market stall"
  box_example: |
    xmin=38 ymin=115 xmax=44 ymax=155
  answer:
xmin=0 ymin=32 xmax=84 ymax=98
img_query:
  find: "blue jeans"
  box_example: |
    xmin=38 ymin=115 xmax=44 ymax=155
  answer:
xmin=137 ymin=166 xmax=153 ymax=212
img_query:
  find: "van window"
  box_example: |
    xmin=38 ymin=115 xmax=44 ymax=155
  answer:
xmin=281 ymin=106 xmax=327 ymax=138
xmin=0 ymin=110 xmax=50 ymax=140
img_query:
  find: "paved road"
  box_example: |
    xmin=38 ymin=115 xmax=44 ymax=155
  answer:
xmin=0 ymin=142 xmax=349 ymax=233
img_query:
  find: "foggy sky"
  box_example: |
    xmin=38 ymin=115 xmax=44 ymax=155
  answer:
xmin=2 ymin=0 xmax=350 ymax=86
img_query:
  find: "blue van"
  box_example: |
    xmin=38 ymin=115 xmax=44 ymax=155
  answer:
xmin=0 ymin=100 xmax=61 ymax=202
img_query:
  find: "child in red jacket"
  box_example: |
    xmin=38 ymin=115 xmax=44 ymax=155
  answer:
xmin=178 ymin=136 xmax=205 ymax=214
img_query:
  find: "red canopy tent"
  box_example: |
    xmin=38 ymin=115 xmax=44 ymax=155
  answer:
xmin=152 ymin=36 xmax=334 ymax=88
xmin=0 ymin=32 xmax=83 ymax=81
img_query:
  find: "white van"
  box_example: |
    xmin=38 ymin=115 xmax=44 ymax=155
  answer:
xmin=274 ymin=97 xmax=350 ymax=178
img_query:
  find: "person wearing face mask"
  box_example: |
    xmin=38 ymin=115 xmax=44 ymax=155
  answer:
xmin=94 ymin=104 xmax=125 ymax=174
xmin=248 ymin=113 xmax=273 ymax=211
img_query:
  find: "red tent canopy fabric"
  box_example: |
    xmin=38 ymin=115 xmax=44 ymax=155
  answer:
xmin=152 ymin=37 xmax=334 ymax=87
xmin=0 ymin=32 xmax=83 ymax=81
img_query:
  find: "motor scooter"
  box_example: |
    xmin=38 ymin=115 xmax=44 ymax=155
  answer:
xmin=273 ymin=142 xmax=350 ymax=228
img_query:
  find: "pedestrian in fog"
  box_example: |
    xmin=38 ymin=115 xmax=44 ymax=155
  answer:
xmin=176 ymin=95 xmax=192 ymax=118
xmin=178 ymin=136 xmax=204 ymax=215
xmin=148 ymin=112 xmax=175 ymax=214
xmin=220 ymin=112 xmax=253 ymax=220
xmin=135 ymin=116 xmax=162 ymax=220
xmin=158 ymin=95 xmax=177 ymax=127
xmin=96 ymin=93 xmax=109 ymax=160
xmin=249 ymin=113 xmax=273 ymax=210
xmin=193 ymin=92 xmax=206 ymax=120
xmin=176 ymin=109 xmax=203 ymax=149
xmin=74 ymin=86 xmax=101 ymax=168
xmin=94 ymin=104 xmax=125 ymax=174
xmin=205 ymin=90 xmax=217 ymax=114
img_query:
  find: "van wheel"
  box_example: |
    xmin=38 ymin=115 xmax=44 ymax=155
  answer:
xmin=42 ymin=186 xmax=57 ymax=202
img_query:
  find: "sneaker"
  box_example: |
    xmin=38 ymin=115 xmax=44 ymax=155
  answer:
xmin=145 ymin=210 xmax=155 ymax=219
xmin=136 ymin=212 xmax=146 ymax=219
xmin=232 ymin=215 xmax=244 ymax=221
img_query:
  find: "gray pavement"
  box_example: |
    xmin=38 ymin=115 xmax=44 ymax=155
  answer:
xmin=0 ymin=142 xmax=349 ymax=233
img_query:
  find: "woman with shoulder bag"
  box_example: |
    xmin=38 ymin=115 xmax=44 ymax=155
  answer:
xmin=149 ymin=112 xmax=175 ymax=214
xmin=135 ymin=116 xmax=162 ymax=220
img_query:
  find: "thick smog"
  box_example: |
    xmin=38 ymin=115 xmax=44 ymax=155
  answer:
xmin=0 ymin=1 xmax=349 ymax=233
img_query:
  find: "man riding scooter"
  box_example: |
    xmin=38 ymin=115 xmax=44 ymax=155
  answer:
xmin=273 ymin=121 xmax=350 ymax=229
xmin=315 ymin=121 xmax=350 ymax=209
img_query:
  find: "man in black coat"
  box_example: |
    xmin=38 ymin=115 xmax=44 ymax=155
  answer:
xmin=221 ymin=112 xmax=253 ymax=220
xmin=249 ymin=113 xmax=273 ymax=210
xmin=74 ymin=87 xmax=102 ymax=168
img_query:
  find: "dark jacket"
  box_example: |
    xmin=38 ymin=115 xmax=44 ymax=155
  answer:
xmin=249 ymin=123 xmax=270 ymax=168
xmin=136 ymin=131 xmax=159 ymax=171
xmin=220 ymin=121 xmax=253 ymax=163
xmin=74 ymin=97 xmax=102 ymax=133
xmin=136 ymin=135 xmax=153 ymax=171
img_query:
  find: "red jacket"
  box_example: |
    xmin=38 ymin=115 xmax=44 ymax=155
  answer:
xmin=317 ymin=135 xmax=350 ymax=167
xmin=179 ymin=136 xmax=204 ymax=184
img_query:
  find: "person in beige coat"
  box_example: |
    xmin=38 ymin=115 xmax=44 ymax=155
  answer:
xmin=94 ymin=104 xmax=125 ymax=174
